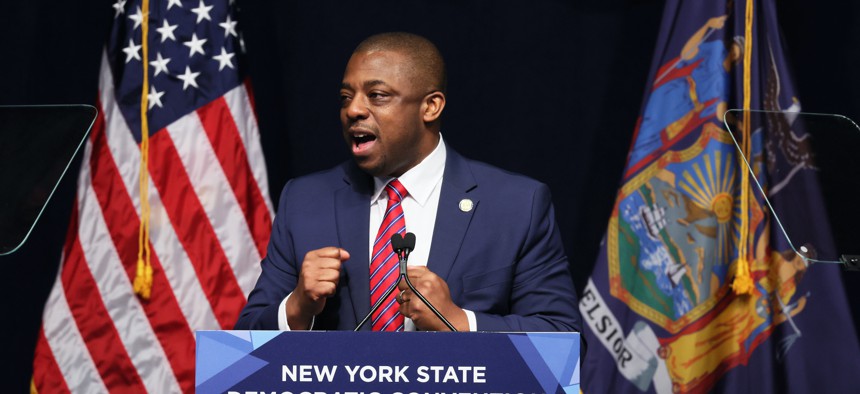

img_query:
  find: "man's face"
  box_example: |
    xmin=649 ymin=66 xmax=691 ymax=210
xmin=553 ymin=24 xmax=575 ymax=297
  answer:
xmin=340 ymin=50 xmax=437 ymax=178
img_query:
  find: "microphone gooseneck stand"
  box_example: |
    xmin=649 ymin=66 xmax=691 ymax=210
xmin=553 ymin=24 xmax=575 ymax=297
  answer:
xmin=354 ymin=233 xmax=457 ymax=331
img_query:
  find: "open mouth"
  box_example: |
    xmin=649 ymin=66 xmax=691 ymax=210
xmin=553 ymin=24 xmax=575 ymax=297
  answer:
xmin=352 ymin=133 xmax=377 ymax=152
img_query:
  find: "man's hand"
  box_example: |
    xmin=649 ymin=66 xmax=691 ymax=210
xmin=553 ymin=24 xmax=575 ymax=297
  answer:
xmin=397 ymin=266 xmax=468 ymax=331
xmin=286 ymin=247 xmax=350 ymax=330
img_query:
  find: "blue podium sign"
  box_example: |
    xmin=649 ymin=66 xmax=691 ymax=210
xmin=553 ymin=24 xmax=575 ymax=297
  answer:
xmin=196 ymin=331 xmax=580 ymax=394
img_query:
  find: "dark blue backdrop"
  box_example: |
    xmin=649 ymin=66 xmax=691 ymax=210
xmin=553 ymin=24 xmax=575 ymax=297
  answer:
xmin=1 ymin=1 xmax=858 ymax=392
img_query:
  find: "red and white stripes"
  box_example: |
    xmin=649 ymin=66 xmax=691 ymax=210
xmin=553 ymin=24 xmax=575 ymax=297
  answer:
xmin=33 ymin=52 xmax=272 ymax=393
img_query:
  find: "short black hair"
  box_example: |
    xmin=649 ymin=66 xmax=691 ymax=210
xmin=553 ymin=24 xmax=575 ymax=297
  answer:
xmin=354 ymin=32 xmax=447 ymax=94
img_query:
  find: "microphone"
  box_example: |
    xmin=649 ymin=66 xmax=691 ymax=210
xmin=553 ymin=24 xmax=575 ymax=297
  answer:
xmin=390 ymin=232 xmax=405 ymax=251
xmin=403 ymin=233 xmax=416 ymax=249
xmin=395 ymin=233 xmax=415 ymax=276
xmin=354 ymin=233 xmax=410 ymax=331
xmin=396 ymin=232 xmax=456 ymax=331
xmin=354 ymin=232 xmax=457 ymax=331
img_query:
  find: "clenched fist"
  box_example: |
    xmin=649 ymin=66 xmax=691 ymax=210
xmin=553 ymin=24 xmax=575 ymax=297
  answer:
xmin=286 ymin=247 xmax=350 ymax=329
xmin=397 ymin=266 xmax=468 ymax=331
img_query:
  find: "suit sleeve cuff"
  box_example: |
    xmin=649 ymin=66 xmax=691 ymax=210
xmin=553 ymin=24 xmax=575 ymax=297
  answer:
xmin=278 ymin=293 xmax=314 ymax=331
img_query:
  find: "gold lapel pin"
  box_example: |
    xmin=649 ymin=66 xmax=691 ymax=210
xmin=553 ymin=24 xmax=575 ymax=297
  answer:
xmin=459 ymin=199 xmax=474 ymax=212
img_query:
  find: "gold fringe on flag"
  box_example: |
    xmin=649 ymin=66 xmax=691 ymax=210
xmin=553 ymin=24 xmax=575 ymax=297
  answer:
xmin=732 ymin=0 xmax=755 ymax=296
xmin=134 ymin=0 xmax=154 ymax=300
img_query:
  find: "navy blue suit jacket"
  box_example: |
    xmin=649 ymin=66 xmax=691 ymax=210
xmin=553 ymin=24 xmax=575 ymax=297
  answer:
xmin=235 ymin=149 xmax=582 ymax=332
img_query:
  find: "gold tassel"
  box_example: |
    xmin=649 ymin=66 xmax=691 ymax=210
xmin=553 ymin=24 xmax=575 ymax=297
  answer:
xmin=733 ymin=0 xmax=755 ymax=296
xmin=134 ymin=0 xmax=153 ymax=301
xmin=133 ymin=257 xmax=153 ymax=300
xmin=732 ymin=258 xmax=754 ymax=295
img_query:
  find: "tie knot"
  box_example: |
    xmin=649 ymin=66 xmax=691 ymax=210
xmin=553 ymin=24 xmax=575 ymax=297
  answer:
xmin=385 ymin=179 xmax=408 ymax=203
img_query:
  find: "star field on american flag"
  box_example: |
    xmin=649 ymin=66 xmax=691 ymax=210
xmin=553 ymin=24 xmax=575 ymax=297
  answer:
xmin=110 ymin=0 xmax=243 ymax=142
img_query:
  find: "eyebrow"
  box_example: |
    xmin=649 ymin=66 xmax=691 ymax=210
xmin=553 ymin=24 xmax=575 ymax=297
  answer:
xmin=341 ymin=80 xmax=390 ymax=90
xmin=363 ymin=80 xmax=387 ymax=89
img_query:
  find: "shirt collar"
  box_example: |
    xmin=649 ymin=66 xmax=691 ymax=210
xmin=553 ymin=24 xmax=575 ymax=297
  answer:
xmin=372 ymin=134 xmax=447 ymax=206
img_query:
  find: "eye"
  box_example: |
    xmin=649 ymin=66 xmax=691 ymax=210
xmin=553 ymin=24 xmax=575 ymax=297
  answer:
xmin=339 ymin=93 xmax=352 ymax=105
xmin=368 ymin=91 xmax=390 ymax=101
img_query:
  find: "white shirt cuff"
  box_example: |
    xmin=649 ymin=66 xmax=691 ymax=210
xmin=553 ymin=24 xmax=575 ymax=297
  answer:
xmin=279 ymin=292 xmax=466 ymax=331
xmin=278 ymin=292 xmax=314 ymax=330
xmin=464 ymin=309 xmax=477 ymax=331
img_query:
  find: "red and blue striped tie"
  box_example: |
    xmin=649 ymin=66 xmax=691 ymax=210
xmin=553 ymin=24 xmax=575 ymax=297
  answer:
xmin=370 ymin=180 xmax=407 ymax=331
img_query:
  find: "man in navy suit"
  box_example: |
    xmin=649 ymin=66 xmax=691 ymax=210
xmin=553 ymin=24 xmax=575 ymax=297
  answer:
xmin=235 ymin=32 xmax=581 ymax=332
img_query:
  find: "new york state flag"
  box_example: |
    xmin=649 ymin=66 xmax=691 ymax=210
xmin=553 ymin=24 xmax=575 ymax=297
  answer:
xmin=580 ymin=0 xmax=860 ymax=393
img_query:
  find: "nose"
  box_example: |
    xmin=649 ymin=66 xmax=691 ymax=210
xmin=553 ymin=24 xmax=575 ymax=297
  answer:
xmin=344 ymin=95 xmax=369 ymax=120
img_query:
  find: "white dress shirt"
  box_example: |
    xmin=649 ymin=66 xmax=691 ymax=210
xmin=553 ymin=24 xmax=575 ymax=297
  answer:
xmin=279 ymin=135 xmax=475 ymax=331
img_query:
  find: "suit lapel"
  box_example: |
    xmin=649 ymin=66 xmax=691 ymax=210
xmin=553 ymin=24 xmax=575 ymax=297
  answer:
xmin=335 ymin=163 xmax=372 ymax=329
xmin=428 ymin=149 xmax=477 ymax=281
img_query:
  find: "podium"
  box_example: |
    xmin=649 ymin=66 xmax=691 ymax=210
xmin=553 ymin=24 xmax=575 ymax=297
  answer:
xmin=196 ymin=331 xmax=580 ymax=393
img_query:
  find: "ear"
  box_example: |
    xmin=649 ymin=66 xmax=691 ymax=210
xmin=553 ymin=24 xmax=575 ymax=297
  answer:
xmin=421 ymin=91 xmax=446 ymax=123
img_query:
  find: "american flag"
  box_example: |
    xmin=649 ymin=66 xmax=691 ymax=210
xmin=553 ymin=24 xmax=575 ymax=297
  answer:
xmin=31 ymin=0 xmax=273 ymax=392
